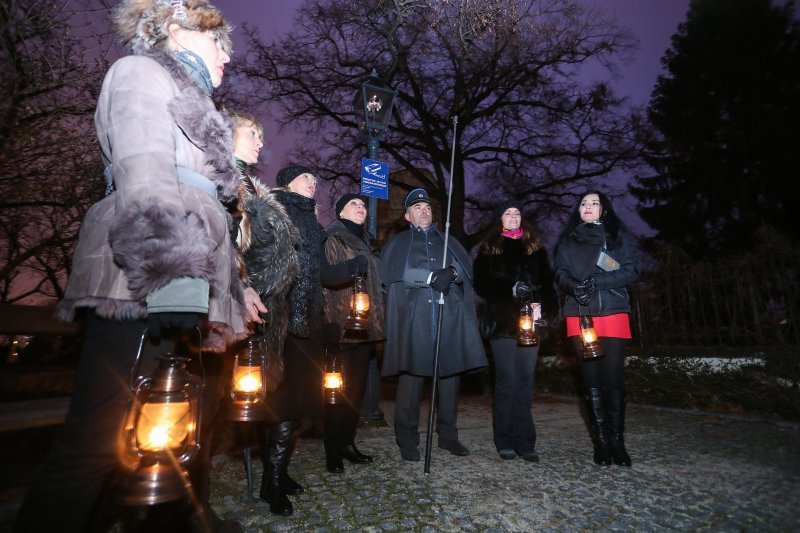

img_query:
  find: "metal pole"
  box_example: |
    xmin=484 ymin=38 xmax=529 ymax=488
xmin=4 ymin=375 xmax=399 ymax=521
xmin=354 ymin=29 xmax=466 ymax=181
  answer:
xmin=361 ymin=132 xmax=385 ymax=424
xmin=423 ymin=116 xmax=459 ymax=474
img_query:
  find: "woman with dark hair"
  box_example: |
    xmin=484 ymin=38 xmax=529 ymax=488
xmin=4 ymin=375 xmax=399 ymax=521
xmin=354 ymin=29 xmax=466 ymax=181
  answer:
xmin=553 ymin=191 xmax=640 ymax=467
xmin=474 ymin=203 xmax=556 ymax=462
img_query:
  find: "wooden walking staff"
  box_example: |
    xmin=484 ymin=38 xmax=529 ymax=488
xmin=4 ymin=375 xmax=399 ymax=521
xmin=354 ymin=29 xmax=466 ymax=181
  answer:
xmin=424 ymin=116 xmax=459 ymax=474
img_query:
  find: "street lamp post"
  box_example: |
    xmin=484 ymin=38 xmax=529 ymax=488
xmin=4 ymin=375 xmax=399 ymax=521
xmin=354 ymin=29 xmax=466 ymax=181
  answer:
xmin=352 ymin=69 xmax=397 ymax=424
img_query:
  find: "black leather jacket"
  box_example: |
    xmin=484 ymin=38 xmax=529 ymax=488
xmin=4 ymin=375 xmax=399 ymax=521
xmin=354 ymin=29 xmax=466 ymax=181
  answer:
xmin=553 ymin=223 xmax=639 ymax=317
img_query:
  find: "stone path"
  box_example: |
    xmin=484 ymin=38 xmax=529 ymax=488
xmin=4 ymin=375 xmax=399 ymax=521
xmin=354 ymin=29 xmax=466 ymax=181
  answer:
xmin=207 ymin=394 xmax=800 ymax=532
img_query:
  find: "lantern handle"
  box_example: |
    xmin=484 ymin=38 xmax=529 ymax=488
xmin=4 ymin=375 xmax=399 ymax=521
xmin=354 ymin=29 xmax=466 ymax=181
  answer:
xmin=128 ymin=328 xmax=150 ymax=390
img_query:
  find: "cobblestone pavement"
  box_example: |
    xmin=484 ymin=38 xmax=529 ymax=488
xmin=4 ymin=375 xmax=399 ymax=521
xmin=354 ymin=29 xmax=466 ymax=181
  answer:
xmin=208 ymin=393 xmax=800 ymax=532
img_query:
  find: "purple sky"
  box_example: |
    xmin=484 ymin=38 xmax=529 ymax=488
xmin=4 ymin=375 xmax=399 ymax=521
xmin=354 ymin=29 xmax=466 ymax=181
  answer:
xmin=215 ymin=0 xmax=691 ymax=231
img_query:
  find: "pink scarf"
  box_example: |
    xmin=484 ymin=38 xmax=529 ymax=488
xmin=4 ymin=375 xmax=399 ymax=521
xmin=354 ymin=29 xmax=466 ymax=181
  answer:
xmin=502 ymin=228 xmax=523 ymax=239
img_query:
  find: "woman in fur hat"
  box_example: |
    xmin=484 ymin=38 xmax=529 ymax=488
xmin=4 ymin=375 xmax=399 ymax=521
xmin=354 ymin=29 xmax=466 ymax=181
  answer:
xmin=15 ymin=2 xmax=263 ymax=531
xmin=473 ymin=202 xmax=556 ymax=462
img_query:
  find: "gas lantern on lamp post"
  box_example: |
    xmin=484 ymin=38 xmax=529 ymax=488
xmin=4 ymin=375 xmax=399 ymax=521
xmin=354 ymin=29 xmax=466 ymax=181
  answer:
xmin=352 ymin=69 xmax=396 ymax=424
xmin=351 ymin=69 xmax=397 ymax=238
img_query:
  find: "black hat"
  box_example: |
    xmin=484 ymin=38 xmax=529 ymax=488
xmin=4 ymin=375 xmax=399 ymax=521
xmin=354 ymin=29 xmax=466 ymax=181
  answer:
xmin=493 ymin=200 xmax=521 ymax=220
xmin=276 ymin=165 xmax=313 ymax=188
xmin=404 ymin=188 xmax=430 ymax=209
xmin=335 ymin=193 xmax=362 ymax=219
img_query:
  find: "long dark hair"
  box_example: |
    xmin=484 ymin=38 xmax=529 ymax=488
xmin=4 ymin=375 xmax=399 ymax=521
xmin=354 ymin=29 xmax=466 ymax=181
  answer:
xmin=480 ymin=218 xmax=543 ymax=255
xmin=558 ymin=190 xmax=626 ymax=249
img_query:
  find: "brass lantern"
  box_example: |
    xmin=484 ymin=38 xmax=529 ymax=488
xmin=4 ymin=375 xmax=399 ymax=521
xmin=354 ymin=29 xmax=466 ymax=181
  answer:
xmin=119 ymin=354 xmax=202 ymax=506
xmin=579 ymin=315 xmax=605 ymax=360
xmin=517 ymin=303 xmax=539 ymax=347
xmin=228 ymin=337 xmax=268 ymax=422
xmin=344 ymin=274 xmax=370 ymax=334
xmin=323 ymin=350 xmax=345 ymax=405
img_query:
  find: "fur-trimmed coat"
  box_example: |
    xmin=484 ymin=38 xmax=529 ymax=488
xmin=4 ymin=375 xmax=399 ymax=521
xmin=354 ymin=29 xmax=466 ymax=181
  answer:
xmin=322 ymin=219 xmax=385 ymax=343
xmin=237 ymin=166 xmax=299 ymax=391
xmin=58 ymin=48 xmax=247 ymax=351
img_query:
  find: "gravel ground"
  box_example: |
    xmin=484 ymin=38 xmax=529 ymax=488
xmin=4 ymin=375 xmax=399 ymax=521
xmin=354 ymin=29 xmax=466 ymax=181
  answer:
xmin=206 ymin=393 xmax=800 ymax=532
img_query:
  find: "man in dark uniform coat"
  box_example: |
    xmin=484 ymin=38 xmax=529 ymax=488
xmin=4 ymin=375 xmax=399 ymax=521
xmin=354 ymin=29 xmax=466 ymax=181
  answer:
xmin=381 ymin=188 xmax=487 ymax=461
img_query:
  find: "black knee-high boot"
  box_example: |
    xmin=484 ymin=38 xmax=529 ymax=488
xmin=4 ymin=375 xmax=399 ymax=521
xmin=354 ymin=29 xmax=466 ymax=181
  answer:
xmin=606 ymin=390 xmax=632 ymax=466
xmin=258 ymin=421 xmax=294 ymax=516
xmin=586 ymin=388 xmax=612 ymax=466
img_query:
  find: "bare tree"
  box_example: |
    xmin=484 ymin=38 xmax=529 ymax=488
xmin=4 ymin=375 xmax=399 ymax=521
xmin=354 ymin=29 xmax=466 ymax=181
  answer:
xmin=236 ymin=0 xmax=643 ymax=247
xmin=0 ymin=0 xmax=111 ymax=302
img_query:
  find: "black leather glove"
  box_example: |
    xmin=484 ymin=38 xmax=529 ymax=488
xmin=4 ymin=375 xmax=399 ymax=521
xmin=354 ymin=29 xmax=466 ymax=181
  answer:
xmin=574 ymin=276 xmax=596 ymax=307
xmin=512 ymin=281 xmax=532 ymax=300
xmin=346 ymin=255 xmax=369 ymax=275
xmin=147 ymin=312 xmax=201 ymax=340
xmin=429 ymin=267 xmax=457 ymax=294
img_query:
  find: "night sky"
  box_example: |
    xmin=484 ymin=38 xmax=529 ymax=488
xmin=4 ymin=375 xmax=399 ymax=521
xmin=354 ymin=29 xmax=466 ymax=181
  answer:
xmin=211 ymin=1 xmax=690 ymax=233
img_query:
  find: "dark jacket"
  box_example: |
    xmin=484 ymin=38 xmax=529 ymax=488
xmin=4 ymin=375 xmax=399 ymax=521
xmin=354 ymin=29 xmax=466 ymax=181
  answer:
xmin=272 ymin=189 xmax=326 ymax=337
xmin=553 ymin=222 xmax=639 ymax=317
xmin=380 ymin=224 xmax=487 ymax=378
xmin=322 ymin=219 xmax=385 ymax=343
xmin=473 ymin=238 xmax=557 ymax=339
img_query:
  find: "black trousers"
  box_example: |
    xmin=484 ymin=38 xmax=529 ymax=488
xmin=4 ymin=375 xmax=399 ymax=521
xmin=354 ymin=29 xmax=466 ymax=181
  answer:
xmin=571 ymin=336 xmax=627 ymax=392
xmin=394 ymin=373 xmax=460 ymax=448
xmin=323 ymin=343 xmax=373 ymax=455
xmin=489 ymin=338 xmax=538 ymax=454
xmin=14 ymin=314 xmax=228 ymax=532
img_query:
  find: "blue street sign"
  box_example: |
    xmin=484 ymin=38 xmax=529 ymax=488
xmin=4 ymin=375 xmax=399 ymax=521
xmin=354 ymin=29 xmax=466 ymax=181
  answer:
xmin=360 ymin=158 xmax=388 ymax=200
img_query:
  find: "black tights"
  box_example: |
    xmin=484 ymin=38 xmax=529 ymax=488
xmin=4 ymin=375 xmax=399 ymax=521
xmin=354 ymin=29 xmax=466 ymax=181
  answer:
xmin=570 ymin=336 xmax=627 ymax=393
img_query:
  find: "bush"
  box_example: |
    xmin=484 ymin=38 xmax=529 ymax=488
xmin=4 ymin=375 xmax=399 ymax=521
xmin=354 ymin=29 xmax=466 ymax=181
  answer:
xmin=535 ymin=352 xmax=800 ymax=420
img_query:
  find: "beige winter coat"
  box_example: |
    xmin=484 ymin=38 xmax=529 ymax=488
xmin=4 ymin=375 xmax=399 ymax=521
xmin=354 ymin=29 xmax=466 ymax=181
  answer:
xmin=58 ymin=49 xmax=247 ymax=351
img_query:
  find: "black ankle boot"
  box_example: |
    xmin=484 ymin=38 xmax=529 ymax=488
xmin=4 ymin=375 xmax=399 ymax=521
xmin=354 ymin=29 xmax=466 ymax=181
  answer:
xmin=340 ymin=443 xmax=373 ymax=464
xmin=326 ymin=451 xmax=344 ymax=473
xmin=258 ymin=421 xmax=295 ymax=516
xmin=586 ymin=388 xmax=612 ymax=466
xmin=281 ymin=472 xmax=304 ymax=495
xmin=606 ymin=390 xmax=632 ymax=467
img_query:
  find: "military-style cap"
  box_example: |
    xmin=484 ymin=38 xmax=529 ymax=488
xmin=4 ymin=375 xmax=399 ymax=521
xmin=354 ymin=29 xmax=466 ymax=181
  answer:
xmin=404 ymin=188 xmax=430 ymax=209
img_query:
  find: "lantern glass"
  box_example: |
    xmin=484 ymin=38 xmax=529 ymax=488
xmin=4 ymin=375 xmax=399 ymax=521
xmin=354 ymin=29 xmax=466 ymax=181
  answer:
xmin=233 ymin=364 xmax=262 ymax=394
xmin=228 ymin=337 xmax=269 ymax=422
xmin=579 ymin=315 xmax=605 ymax=360
xmin=352 ymin=70 xmax=397 ymax=133
xmin=517 ymin=303 xmax=539 ymax=346
xmin=323 ymin=351 xmax=345 ymax=405
xmin=344 ymin=274 xmax=370 ymax=333
xmin=135 ymin=395 xmax=190 ymax=452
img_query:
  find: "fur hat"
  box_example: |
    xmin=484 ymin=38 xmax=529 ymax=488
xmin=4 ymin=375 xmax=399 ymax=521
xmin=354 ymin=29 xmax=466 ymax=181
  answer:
xmin=276 ymin=165 xmax=313 ymax=188
xmin=335 ymin=193 xmax=362 ymax=219
xmin=112 ymin=0 xmax=233 ymax=54
xmin=404 ymin=188 xmax=430 ymax=209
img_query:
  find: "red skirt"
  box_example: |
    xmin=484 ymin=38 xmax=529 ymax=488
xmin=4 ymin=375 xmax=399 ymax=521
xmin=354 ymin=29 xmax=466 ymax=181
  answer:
xmin=566 ymin=313 xmax=631 ymax=339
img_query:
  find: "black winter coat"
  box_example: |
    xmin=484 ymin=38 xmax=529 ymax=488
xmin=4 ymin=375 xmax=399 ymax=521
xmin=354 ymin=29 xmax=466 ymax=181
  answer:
xmin=473 ymin=238 xmax=557 ymax=339
xmin=273 ymin=190 xmax=326 ymax=337
xmin=553 ymin=222 xmax=640 ymax=317
xmin=381 ymin=224 xmax=487 ymax=378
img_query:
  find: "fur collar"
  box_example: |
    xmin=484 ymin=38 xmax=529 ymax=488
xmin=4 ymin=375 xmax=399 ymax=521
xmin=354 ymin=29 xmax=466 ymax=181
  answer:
xmin=140 ymin=47 xmax=239 ymax=205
